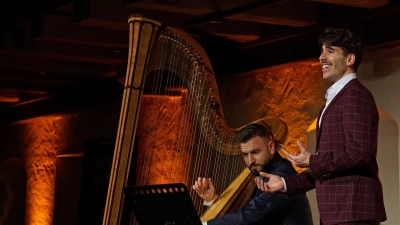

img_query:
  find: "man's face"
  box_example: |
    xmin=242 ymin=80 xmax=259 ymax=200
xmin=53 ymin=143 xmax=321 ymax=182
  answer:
xmin=240 ymin=136 xmax=275 ymax=176
xmin=319 ymin=44 xmax=354 ymax=83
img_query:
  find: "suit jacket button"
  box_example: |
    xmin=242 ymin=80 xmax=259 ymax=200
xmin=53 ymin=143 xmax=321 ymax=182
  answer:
xmin=316 ymin=151 xmax=319 ymax=155
xmin=320 ymin=174 xmax=330 ymax=179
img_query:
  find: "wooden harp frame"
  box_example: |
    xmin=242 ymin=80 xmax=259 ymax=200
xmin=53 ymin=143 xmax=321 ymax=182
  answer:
xmin=102 ymin=15 xmax=288 ymax=225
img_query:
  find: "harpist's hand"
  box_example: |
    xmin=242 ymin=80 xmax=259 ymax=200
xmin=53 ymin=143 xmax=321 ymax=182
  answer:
xmin=193 ymin=177 xmax=216 ymax=202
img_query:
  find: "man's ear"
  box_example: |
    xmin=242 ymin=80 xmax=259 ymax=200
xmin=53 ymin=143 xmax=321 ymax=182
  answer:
xmin=347 ymin=53 xmax=355 ymax=67
xmin=269 ymin=140 xmax=275 ymax=154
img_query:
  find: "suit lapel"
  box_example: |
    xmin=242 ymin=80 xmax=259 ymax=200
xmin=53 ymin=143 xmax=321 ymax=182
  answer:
xmin=315 ymin=106 xmax=324 ymax=152
xmin=316 ymin=78 xmax=360 ymax=145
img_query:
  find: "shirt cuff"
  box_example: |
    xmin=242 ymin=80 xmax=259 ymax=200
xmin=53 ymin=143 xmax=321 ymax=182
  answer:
xmin=280 ymin=177 xmax=287 ymax=193
xmin=202 ymin=222 xmax=207 ymax=225
xmin=203 ymin=195 xmax=218 ymax=206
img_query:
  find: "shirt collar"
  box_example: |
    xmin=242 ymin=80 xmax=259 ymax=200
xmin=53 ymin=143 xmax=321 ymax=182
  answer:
xmin=327 ymin=73 xmax=357 ymax=100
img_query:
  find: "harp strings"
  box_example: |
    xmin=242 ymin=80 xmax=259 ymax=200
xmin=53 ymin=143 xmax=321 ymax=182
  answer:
xmin=136 ymin=30 xmax=244 ymax=214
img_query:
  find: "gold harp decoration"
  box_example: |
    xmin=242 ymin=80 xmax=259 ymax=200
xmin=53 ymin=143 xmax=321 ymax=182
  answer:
xmin=102 ymin=15 xmax=288 ymax=225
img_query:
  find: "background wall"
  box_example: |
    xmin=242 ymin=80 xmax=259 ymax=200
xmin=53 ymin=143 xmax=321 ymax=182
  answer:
xmin=0 ymin=47 xmax=399 ymax=225
xmin=0 ymin=99 xmax=121 ymax=225
xmin=358 ymin=47 xmax=400 ymax=225
xmin=217 ymin=63 xmax=331 ymax=157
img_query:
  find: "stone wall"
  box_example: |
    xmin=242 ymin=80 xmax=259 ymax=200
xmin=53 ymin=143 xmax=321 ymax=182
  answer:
xmin=217 ymin=62 xmax=331 ymax=170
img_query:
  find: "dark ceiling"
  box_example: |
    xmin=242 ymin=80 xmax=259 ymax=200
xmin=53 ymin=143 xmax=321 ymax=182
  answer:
xmin=1 ymin=0 xmax=399 ymax=125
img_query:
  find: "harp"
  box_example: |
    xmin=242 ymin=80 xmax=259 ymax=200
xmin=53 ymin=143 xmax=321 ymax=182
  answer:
xmin=102 ymin=15 xmax=288 ymax=225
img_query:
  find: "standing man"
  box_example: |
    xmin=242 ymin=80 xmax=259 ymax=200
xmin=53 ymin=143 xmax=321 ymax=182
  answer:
xmin=193 ymin=123 xmax=313 ymax=225
xmin=256 ymin=28 xmax=387 ymax=225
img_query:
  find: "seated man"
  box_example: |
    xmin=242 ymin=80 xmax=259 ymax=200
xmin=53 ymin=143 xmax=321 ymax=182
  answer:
xmin=193 ymin=123 xmax=313 ymax=225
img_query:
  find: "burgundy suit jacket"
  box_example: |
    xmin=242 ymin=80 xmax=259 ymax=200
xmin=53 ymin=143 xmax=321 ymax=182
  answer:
xmin=284 ymin=79 xmax=387 ymax=225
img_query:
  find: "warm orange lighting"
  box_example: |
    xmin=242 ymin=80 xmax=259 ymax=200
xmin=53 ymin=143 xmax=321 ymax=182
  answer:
xmin=57 ymin=152 xmax=84 ymax=158
xmin=144 ymin=95 xmax=182 ymax=100
xmin=0 ymin=95 xmax=19 ymax=103
xmin=307 ymin=119 xmax=318 ymax=132
xmin=218 ymin=63 xmax=331 ymax=173
xmin=136 ymin=94 xmax=194 ymax=186
xmin=23 ymin=117 xmax=67 ymax=225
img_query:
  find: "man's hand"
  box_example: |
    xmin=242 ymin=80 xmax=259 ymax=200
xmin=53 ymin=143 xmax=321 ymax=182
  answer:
xmin=255 ymin=172 xmax=284 ymax=193
xmin=192 ymin=177 xmax=216 ymax=202
xmin=282 ymin=140 xmax=311 ymax=167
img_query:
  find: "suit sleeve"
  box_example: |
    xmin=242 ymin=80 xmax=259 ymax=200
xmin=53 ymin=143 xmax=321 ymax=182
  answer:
xmin=285 ymin=170 xmax=316 ymax=197
xmin=308 ymin=86 xmax=379 ymax=179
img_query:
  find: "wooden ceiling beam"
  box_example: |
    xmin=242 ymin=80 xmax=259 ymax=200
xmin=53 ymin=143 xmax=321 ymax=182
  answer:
xmin=30 ymin=14 xmax=129 ymax=46
xmin=307 ymin=0 xmax=390 ymax=9
xmin=233 ymin=5 xmax=400 ymax=74
xmin=0 ymin=80 xmax=52 ymax=94
xmin=32 ymin=40 xmax=127 ymax=62
xmin=181 ymin=0 xmax=285 ymax=28
xmin=0 ymin=52 xmax=117 ymax=77
xmin=35 ymin=36 xmax=128 ymax=49
xmin=126 ymin=1 xmax=319 ymax=27
xmin=0 ymin=76 xmax=123 ymax=126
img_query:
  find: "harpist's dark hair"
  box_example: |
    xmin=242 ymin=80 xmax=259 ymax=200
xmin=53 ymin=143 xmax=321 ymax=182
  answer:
xmin=236 ymin=123 xmax=273 ymax=144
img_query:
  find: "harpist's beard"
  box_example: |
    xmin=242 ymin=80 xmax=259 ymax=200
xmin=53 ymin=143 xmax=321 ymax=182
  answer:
xmin=248 ymin=159 xmax=270 ymax=176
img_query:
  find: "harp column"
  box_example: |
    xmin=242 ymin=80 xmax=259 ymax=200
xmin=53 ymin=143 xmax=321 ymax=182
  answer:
xmin=102 ymin=16 xmax=161 ymax=225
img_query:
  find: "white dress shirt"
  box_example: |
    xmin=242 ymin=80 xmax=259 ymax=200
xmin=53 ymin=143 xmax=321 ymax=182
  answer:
xmin=319 ymin=73 xmax=357 ymax=127
xmin=202 ymin=197 xmax=218 ymax=224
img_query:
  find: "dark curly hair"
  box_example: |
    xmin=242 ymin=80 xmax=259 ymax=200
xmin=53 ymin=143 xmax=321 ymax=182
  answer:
xmin=319 ymin=28 xmax=365 ymax=71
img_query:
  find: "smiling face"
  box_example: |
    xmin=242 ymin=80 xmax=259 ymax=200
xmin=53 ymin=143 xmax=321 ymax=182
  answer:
xmin=240 ymin=136 xmax=275 ymax=176
xmin=319 ymin=44 xmax=355 ymax=83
